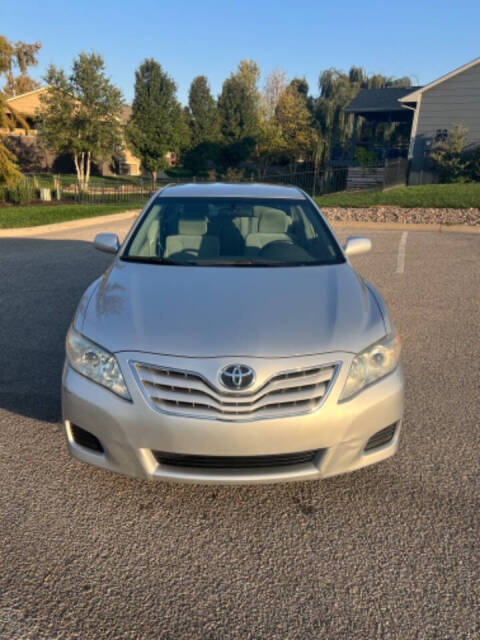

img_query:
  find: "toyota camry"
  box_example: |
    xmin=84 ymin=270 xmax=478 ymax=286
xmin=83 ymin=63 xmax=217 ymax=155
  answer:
xmin=62 ymin=182 xmax=404 ymax=484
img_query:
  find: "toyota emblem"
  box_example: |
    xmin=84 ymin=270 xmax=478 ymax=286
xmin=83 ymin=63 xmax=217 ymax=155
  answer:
xmin=220 ymin=364 xmax=255 ymax=390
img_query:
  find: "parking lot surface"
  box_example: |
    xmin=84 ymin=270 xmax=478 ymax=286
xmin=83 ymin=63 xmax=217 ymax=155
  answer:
xmin=0 ymin=219 xmax=479 ymax=639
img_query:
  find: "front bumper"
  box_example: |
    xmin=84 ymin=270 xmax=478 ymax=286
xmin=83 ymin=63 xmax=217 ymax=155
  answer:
xmin=62 ymin=351 xmax=404 ymax=484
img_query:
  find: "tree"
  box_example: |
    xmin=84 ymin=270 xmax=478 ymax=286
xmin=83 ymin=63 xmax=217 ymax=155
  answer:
xmin=188 ymin=75 xmax=220 ymax=147
xmin=37 ymin=52 xmax=123 ymax=188
xmin=0 ymin=36 xmax=41 ymax=183
xmin=256 ymin=102 xmax=283 ymax=177
xmin=276 ymin=87 xmax=317 ymax=170
xmin=218 ymin=60 xmax=260 ymax=145
xmin=179 ymin=105 xmax=193 ymax=153
xmin=289 ymin=77 xmax=309 ymax=101
xmin=183 ymin=76 xmax=221 ymax=172
xmin=3 ymin=74 xmax=41 ymax=97
xmin=430 ymin=125 xmax=469 ymax=182
xmin=236 ymin=60 xmax=261 ymax=99
xmin=127 ymin=59 xmax=185 ymax=182
xmin=263 ymin=68 xmax=288 ymax=118
xmin=0 ymin=35 xmax=41 ymax=95
xmin=315 ymin=68 xmax=361 ymax=152
xmin=0 ymin=141 xmax=21 ymax=185
xmin=256 ymin=69 xmax=287 ymax=177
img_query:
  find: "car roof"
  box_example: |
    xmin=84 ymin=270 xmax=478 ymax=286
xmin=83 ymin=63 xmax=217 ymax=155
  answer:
xmin=158 ymin=182 xmax=306 ymax=200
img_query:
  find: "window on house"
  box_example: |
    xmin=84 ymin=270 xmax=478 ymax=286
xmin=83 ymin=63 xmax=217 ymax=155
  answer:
xmin=435 ymin=129 xmax=448 ymax=142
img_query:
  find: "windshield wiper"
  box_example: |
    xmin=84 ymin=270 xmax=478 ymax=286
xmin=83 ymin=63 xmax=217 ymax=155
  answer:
xmin=121 ymin=255 xmax=196 ymax=266
xmin=197 ymin=259 xmax=319 ymax=267
xmin=121 ymin=256 xmax=325 ymax=267
xmin=194 ymin=259 xmax=257 ymax=266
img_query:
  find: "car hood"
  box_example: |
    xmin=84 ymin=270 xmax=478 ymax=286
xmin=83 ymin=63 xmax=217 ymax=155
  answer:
xmin=78 ymin=260 xmax=386 ymax=357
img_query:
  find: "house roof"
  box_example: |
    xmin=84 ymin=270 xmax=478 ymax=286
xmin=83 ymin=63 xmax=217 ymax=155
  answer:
xmin=5 ymin=86 xmax=48 ymax=116
xmin=399 ymin=57 xmax=480 ymax=103
xmin=345 ymin=87 xmax=423 ymax=114
xmin=6 ymin=86 xmax=48 ymax=102
xmin=7 ymin=88 xmax=133 ymax=124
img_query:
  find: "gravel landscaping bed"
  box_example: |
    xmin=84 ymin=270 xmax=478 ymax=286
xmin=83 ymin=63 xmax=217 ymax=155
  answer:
xmin=322 ymin=206 xmax=480 ymax=226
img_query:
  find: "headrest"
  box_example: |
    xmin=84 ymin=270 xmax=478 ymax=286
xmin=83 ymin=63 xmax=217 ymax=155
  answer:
xmin=258 ymin=209 xmax=289 ymax=233
xmin=234 ymin=204 xmax=253 ymax=217
xmin=177 ymin=216 xmax=208 ymax=235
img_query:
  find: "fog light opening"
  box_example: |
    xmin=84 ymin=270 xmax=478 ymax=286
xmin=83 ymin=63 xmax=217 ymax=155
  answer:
xmin=364 ymin=423 xmax=397 ymax=452
xmin=71 ymin=424 xmax=104 ymax=453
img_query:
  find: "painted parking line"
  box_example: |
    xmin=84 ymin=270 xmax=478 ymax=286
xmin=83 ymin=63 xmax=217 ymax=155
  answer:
xmin=395 ymin=231 xmax=408 ymax=274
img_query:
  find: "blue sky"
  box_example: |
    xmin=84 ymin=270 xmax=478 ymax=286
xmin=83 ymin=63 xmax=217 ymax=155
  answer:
xmin=2 ymin=0 xmax=479 ymax=105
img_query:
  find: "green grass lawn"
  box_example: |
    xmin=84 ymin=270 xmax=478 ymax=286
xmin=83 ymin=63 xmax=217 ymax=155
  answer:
xmin=315 ymin=183 xmax=480 ymax=208
xmin=0 ymin=203 xmax=143 ymax=229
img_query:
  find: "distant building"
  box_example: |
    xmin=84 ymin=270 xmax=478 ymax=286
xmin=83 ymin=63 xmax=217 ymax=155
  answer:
xmin=344 ymin=57 xmax=480 ymax=185
xmin=1 ymin=87 xmax=143 ymax=176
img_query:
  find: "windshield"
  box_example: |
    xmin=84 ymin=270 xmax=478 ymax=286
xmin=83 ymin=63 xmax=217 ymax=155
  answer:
xmin=123 ymin=197 xmax=344 ymax=266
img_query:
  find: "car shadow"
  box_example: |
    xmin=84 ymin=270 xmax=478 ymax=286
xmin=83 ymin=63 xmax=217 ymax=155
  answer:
xmin=0 ymin=237 xmax=113 ymax=422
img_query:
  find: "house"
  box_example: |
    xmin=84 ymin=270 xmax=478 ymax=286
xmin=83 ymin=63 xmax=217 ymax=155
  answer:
xmin=344 ymin=57 xmax=480 ymax=185
xmin=344 ymin=86 xmax=423 ymax=158
xmin=1 ymin=87 xmax=142 ymax=176
xmin=399 ymin=57 xmax=480 ymax=184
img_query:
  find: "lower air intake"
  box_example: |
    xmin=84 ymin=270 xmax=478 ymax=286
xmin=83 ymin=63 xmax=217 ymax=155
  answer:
xmin=153 ymin=449 xmax=323 ymax=470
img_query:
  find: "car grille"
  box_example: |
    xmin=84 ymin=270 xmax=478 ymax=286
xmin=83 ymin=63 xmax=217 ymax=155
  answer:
xmin=133 ymin=361 xmax=338 ymax=421
xmin=153 ymin=449 xmax=323 ymax=469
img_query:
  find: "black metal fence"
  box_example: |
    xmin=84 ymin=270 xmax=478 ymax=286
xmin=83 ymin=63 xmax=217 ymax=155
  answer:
xmin=0 ymin=159 xmax=409 ymax=207
xmin=329 ymin=143 xmax=409 ymax=168
xmin=21 ymin=174 xmax=158 ymax=206
xmin=264 ymin=167 xmax=348 ymax=197
xmin=2 ymin=168 xmax=349 ymax=206
xmin=382 ymin=157 xmax=409 ymax=190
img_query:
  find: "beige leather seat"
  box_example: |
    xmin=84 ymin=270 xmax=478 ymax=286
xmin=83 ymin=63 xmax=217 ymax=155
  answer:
xmin=164 ymin=217 xmax=219 ymax=259
xmin=138 ymin=219 xmax=160 ymax=257
xmin=245 ymin=208 xmax=291 ymax=255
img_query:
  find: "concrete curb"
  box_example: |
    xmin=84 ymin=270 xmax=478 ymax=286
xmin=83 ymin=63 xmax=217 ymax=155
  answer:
xmin=0 ymin=210 xmax=140 ymax=237
xmin=329 ymin=220 xmax=480 ymax=234
xmin=0 ymin=208 xmax=479 ymax=237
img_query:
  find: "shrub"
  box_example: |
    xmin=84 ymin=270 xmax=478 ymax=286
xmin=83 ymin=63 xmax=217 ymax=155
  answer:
xmin=165 ymin=167 xmax=194 ymax=178
xmin=466 ymin=147 xmax=480 ymax=181
xmin=354 ymin=146 xmax=378 ymax=167
xmin=224 ymin=167 xmax=245 ymax=181
xmin=0 ymin=179 xmax=30 ymax=205
xmin=430 ymin=125 xmax=469 ymax=183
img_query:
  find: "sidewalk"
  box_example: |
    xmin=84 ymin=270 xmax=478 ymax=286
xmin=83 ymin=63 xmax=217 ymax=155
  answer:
xmin=0 ymin=210 xmax=140 ymax=237
xmin=0 ymin=208 xmax=479 ymax=237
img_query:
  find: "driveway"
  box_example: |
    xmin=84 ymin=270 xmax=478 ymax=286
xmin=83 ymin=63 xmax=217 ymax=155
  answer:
xmin=0 ymin=220 xmax=479 ymax=639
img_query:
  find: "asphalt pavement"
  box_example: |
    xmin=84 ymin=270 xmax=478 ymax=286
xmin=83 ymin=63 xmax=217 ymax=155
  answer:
xmin=0 ymin=219 xmax=479 ymax=639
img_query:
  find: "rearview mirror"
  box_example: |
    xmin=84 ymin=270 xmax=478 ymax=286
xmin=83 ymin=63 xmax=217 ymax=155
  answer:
xmin=344 ymin=236 xmax=371 ymax=257
xmin=94 ymin=233 xmax=120 ymax=254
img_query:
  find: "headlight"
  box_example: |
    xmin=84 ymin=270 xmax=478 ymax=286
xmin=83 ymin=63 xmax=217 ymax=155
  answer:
xmin=339 ymin=333 xmax=401 ymax=401
xmin=66 ymin=326 xmax=130 ymax=399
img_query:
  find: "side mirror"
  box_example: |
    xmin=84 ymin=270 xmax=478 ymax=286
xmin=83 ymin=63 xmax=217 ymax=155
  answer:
xmin=344 ymin=236 xmax=371 ymax=257
xmin=94 ymin=233 xmax=120 ymax=254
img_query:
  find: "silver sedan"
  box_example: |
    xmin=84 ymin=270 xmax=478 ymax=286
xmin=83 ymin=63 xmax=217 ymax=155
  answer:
xmin=62 ymin=183 xmax=404 ymax=484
